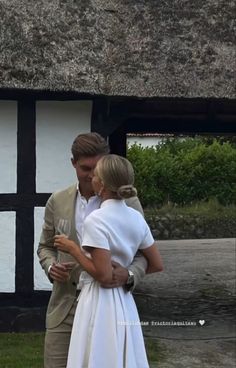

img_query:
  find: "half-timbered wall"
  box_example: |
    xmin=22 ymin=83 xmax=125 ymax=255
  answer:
xmin=0 ymin=98 xmax=92 ymax=331
xmin=0 ymin=92 xmax=235 ymax=331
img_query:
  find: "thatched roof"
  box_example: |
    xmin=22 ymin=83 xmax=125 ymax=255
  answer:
xmin=0 ymin=0 xmax=235 ymax=98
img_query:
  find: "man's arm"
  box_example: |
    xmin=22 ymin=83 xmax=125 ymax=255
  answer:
xmin=125 ymin=195 xmax=144 ymax=216
xmin=37 ymin=194 xmax=72 ymax=283
xmin=37 ymin=194 xmax=57 ymax=279
xmin=126 ymin=251 xmax=148 ymax=291
xmin=101 ymin=195 xmax=147 ymax=290
xmin=125 ymin=195 xmax=147 ymax=290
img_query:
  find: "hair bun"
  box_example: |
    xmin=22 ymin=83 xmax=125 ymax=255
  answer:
xmin=117 ymin=185 xmax=137 ymax=199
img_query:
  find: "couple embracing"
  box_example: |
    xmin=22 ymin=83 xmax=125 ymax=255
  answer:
xmin=38 ymin=132 xmax=163 ymax=368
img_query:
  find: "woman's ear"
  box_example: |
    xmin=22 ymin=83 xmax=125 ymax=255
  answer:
xmin=98 ymin=188 xmax=103 ymax=196
xmin=98 ymin=181 xmax=105 ymax=196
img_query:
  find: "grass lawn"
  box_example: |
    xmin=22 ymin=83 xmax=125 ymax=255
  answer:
xmin=0 ymin=333 xmax=161 ymax=367
xmin=0 ymin=333 xmax=44 ymax=368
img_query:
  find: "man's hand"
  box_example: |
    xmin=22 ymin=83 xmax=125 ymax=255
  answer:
xmin=54 ymin=235 xmax=75 ymax=254
xmin=101 ymin=261 xmax=129 ymax=288
xmin=49 ymin=262 xmax=74 ymax=283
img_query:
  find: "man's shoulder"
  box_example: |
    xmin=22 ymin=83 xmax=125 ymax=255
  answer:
xmin=50 ymin=184 xmax=77 ymax=201
xmin=125 ymin=196 xmax=144 ymax=216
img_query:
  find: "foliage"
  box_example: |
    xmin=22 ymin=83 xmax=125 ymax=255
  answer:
xmin=147 ymin=198 xmax=236 ymax=218
xmin=127 ymin=137 xmax=236 ymax=207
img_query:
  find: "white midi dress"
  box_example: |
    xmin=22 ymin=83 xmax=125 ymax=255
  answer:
xmin=66 ymin=199 xmax=154 ymax=368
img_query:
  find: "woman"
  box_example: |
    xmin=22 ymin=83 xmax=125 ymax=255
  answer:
xmin=54 ymin=154 xmax=163 ymax=368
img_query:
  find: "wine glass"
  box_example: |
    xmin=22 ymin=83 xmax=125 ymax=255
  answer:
xmin=56 ymin=219 xmax=71 ymax=262
xmin=57 ymin=219 xmax=71 ymax=237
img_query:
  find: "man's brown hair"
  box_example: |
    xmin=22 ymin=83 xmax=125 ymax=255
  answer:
xmin=71 ymin=132 xmax=110 ymax=161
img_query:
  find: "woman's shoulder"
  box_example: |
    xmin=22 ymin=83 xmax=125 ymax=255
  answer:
xmin=84 ymin=207 xmax=104 ymax=224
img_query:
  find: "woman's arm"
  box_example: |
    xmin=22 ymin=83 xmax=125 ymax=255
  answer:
xmin=140 ymin=241 xmax=164 ymax=274
xmin=54 ymin=235 xmax=113 ymax=284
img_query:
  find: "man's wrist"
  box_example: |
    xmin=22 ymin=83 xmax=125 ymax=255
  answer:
xmin=125 ymin=269 xmax=134 ymax=291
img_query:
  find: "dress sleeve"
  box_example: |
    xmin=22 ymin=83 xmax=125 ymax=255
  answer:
xmin=81 ymin=214 xmax=110 ymax=251
xmin=138 ymin=220 xmax=155 ymax=250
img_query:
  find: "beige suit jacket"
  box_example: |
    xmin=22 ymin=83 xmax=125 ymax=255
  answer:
xmin=37 ymin=184 xmax=147 ymax=329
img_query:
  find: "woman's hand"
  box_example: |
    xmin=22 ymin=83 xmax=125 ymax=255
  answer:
xmin=54 ymin=235 xmax=76 ymax=254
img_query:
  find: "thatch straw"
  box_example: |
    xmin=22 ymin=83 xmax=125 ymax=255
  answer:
xmin=0 ymin=0 xmax=235 ymax=98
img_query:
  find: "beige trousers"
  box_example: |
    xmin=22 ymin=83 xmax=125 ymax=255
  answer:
xmin=44 ymin=299 xmax=77 ymax=368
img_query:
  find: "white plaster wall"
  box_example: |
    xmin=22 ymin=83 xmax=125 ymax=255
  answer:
xmin=34 ymin=207 xmax=52 ymax=290
xmin=0 ymin=101 xmax=17 ymax=193
xmin=36 ymin=100 xmax=92 ymax=193
xmin=127 ymin=136 xmax=162 ymax=148
xmin=0 ymin=212 xmax=16 ymax=292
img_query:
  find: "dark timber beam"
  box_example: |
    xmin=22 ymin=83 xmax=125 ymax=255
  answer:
xmin=109 ymin=124 xmax=127 ymax=156
xmin=15 ymin=100 xmax=36 ymax=294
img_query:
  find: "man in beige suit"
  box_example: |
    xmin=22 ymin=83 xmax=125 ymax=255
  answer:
xmin=37 ymin=132 xmax=147 ymax=368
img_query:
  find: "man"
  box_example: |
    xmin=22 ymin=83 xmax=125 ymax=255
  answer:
xmin=37 ymin=132 xmax=147 ymax=368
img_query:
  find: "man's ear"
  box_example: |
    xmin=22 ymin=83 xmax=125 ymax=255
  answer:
xmin=71 ymin=158 xmax=77 ymax=168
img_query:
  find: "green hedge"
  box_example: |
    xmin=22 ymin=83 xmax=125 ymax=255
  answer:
xmin=127 ymin=138 xmax=236 ymax=207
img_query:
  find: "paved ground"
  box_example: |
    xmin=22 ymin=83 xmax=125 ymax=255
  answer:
xmin=134 ymin=238 xmax=236 ymax=368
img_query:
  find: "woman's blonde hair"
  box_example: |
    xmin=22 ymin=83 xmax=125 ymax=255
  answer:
xmin=95 ymin=154 xmax=137 ymax=198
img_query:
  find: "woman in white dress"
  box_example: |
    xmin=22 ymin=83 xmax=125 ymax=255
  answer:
xmin=54 ymin=154 xmax=163 ymax=368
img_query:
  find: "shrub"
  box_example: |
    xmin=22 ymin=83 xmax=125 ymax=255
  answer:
xmin=127 ymin=137 xmax=236 ymax=207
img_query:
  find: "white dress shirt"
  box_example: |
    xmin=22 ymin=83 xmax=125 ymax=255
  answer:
xmin=75 ymin=184 xmax=101 ymax=244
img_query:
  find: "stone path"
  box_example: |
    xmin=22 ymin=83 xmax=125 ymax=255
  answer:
xmin=134 ymin=238 xmax=236 ymax=368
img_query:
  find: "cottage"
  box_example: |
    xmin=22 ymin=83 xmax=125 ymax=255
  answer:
xmin=0 ymin=0 xmax=235 ymax=331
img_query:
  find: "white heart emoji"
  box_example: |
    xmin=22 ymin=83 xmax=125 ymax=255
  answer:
xmin=199 ymin=320 xmax=205 ymax=326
